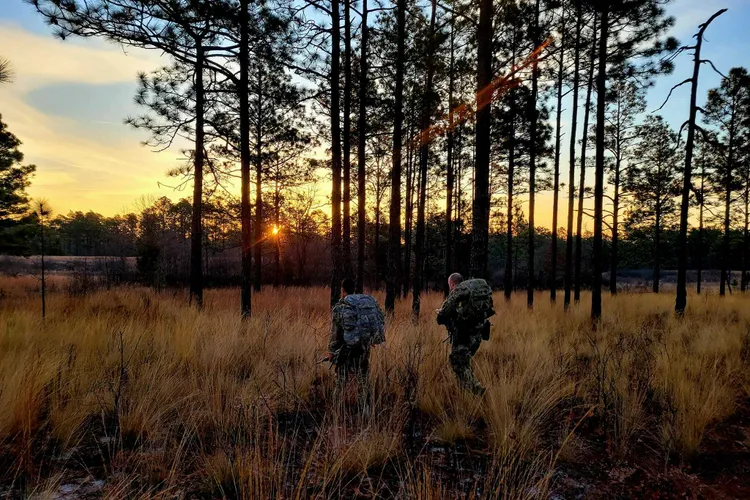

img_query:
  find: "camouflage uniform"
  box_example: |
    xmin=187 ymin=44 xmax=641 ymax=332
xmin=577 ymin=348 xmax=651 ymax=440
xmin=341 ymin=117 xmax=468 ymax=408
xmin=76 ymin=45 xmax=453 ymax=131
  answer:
xmin=329 ymin=298 xmax=373 ymax=403
xmin=437 ymin=282 xmax=491 ymax=395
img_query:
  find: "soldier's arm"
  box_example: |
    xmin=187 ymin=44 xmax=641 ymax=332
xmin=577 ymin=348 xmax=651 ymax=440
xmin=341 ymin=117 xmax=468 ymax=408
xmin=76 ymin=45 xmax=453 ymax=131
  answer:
xmin=328 ymin=306 xmax=344 ymax=353
xmin=436 ymin=292 xmax=458 ymax=326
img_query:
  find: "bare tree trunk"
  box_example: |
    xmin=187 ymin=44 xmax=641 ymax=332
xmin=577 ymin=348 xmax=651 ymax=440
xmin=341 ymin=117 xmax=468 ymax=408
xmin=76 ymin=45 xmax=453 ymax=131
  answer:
xmin=592 ymin=4 xmax=608 ymax=320
xmin=385 ymin=0 xmax=405 ymax=314
xmin=240 ymin=0 xmax=252 ymax=318
xmin=343 ymin=0 xmax=353 ymax=278
xmin=356 ymin=0 xmax=368 ymax=293
xmin=471 ymin=0 xmax=492 ymax=279
xmin=564 ymin=3 xmax=582 ymax=310
xmin=575 ymin=16 xmax=597 ymax=303
xmin=676 ymin=9 xmax=725 ymax=313
xmin=190 ymin=42 xmax=204 ymax=308
xmin=330 ymin=0 xmax=343 ymax=306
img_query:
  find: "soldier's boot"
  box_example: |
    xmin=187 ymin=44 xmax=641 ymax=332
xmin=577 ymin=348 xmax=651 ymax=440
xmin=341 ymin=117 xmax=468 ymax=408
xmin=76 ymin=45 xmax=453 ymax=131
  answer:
xmin=449 ymin=349 xmax=486 ymax=396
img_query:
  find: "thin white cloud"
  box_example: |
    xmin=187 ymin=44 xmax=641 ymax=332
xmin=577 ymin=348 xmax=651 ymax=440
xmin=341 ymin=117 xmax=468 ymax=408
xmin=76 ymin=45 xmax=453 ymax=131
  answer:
xmin=0 ymin=22 xmax=182 ymax=215
xmin=0 ymin=21 xmax=162 ymax=89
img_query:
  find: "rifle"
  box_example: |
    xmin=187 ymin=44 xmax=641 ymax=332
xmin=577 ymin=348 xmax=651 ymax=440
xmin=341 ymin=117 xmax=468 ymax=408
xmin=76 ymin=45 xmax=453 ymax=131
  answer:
xmin=318 ymin=351 xmax=338 ymax=369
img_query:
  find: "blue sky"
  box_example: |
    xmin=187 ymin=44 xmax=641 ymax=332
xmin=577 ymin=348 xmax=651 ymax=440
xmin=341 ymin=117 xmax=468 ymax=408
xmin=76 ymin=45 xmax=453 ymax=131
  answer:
xmin=1 ymin=0 xmax=749 ymax=227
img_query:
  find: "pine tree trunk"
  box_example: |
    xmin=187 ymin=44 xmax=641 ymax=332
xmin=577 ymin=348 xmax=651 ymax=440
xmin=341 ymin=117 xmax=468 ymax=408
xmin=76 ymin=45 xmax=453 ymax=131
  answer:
xmin=455 ymin=129 xmax=462 ymax=263
xmin=720 ymin=177 xmax=731 ymax=296
xmin=721 ymin=124 xmax=735 ymax=297
xmin=375 ymin=194 xmax=381 ymax=290
xmin=654 ymin=207 xmax=661 ymax=293
xmin=445 ymin=14 xmax=455 ymax=297
xmin=254 ymin=64 xmax=263 ymax=293
xmin=343 ymin=0 xmax=352 ymax=279
xmin=575 ymin=15 xmax=597 ymax=303
xmin=505 ymin=133 xmax=514 ymax=302
xmin=527 ymin=0 xmax=540 ymax=309
xmin=564 ymin=3 xmax=582 ymax=310
xmin=403 ymin=108 xmax=415 ymax=298
xmin=356 ymin=0 xmax=368 ymax=293
xmin=551 ymin=10 xmax=565 ymax=303
xmin=240 ymin=0 xmax=252 ymax=318
xmin=610 ymin=157 xmax=620 ymax=295
xmin=591 ymin=4 xmax=608 ymax=320
xmin=412 ymin=0 xmax=437 ymax=320
xmin=471 ymin=0 xmax=492 ymax=280
xmin=274 ymin=186 xmax=281 ymax=287
xmin=742 ymin=181 xmax=749 ymax=292
xmin=40 ymin=216 xmax=46 ymax=319
xmin=697 ymin=167 xmax=705 ymax=294
xmin=330 ymin=0 xmax=343 ymax=306
xmin=385 ymin=0 xmax=405 ymax=314
xmin=190 ymin=42 xmax=205 ymax=309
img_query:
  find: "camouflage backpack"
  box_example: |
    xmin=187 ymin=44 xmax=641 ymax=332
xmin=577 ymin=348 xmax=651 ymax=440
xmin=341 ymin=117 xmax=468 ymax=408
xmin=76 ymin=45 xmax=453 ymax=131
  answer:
xmin=454 ymin=279 xmax=495 ymax=325
xmin=340 ymin=294 xmax=386 ymax=347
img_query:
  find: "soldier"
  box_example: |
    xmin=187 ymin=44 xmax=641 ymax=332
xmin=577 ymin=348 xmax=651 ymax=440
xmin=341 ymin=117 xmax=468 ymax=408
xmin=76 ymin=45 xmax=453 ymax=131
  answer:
xmin=327 ymin=278 xmax=386 ymax=405
xmin=436 ymin=273 xmax=495 ymax=396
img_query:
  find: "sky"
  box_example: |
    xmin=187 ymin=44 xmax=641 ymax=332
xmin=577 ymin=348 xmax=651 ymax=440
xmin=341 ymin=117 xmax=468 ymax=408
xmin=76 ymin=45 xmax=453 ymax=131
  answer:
xmin=1 ymin=0 xmax=749 ymax=228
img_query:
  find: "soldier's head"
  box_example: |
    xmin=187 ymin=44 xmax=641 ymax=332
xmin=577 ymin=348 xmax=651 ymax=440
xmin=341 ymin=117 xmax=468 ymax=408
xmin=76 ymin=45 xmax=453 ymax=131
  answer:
xmin=448 ymin=273 xmax=463 ymax=292
xmin=341 ymin=278 xmax=355 ymax=297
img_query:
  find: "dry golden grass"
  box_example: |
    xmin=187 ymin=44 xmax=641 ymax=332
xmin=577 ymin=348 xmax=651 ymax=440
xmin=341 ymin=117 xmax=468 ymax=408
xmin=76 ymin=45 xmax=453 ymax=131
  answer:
xmin=1 ymin=278 xmax=749 ymax=498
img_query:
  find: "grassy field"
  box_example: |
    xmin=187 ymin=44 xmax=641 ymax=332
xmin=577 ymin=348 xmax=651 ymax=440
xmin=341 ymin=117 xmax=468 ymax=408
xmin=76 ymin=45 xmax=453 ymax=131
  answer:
xmin=1 ymin=276 xmax=749 ymax=498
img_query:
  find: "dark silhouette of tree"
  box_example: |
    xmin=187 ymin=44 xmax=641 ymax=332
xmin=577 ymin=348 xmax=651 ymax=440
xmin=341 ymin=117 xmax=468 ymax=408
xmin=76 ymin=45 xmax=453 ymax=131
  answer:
xmin=444 ymin=11 xmax=457 ymax=297
xmin=693 ymin=132 xmax=719 ymax=294
xmin=342 ymin=0 xmax=353 ymax=279
xmin=703 ymin=67 xmax=750 ymax=297
xmin=550 ymin=2 xmax=566 ymax=304
xmin=240 ymin=0 xmax=252 ymax=317
xmin=526 ymin=0 xmax=541 ymax=308
xmin=356 ymin=0 xmax=369 ymax=293
xmin=603 ymin=79 xmax=645 ymax=295
xmin=34 ymin=200 xmax=52 ymax=319
xmin=471 ymin=0 xmax=492 ymax=279
xmin=0 ymin=115 xmax=36 ymax=228
xmin=624 ymin=115 xmax=681 ymax=294
xmin=31 ymin=0 xmax=239 ymax=309
xmin=385 ymin=0 xmax=406 ymax=314
xmin=564 ymin=0 xmax=584 ymax=309
xmin=673 ymin=9 xmax=726 ymax=314
xmin=412 ymin=0 xmax=438 ymax=320
xmin=575 ymin=12 xmax=597 ymax=303
xmin=330 ymin=0 xmax=344 ymax=306
xmin=590 ymin=0 xmax=676 ymax=319
xmin=0 ymin=57 xmax=13 ymax=85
